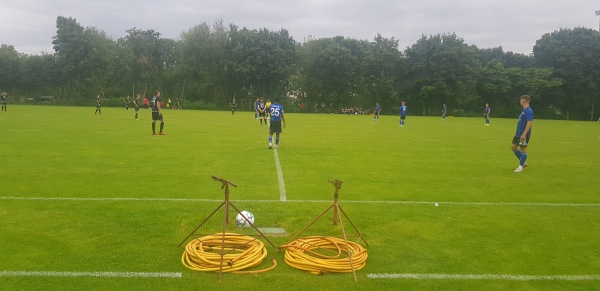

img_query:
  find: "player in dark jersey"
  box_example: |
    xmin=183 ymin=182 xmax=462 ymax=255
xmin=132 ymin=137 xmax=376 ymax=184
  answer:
xmin=268 ymin=98 xmax=286 ymax=149
xmin=484 ymin=103 xmax=491 ymax=126
xmin=1 ymin=91 xmax=7 ymax=112
xmin=441 ymin=104 xmax=447 ymax=120
xmin=230 ymin=98 xmax=237 ymax=115
xmin=511 ymin=95 xmax=533 ymax=172
xmin=94 ymin=95 xmax=101 ymax=115
xmin=134 ymin=94 xmax=141 ymax=120
xmin=124 ymin=96 xmax=130 ymax=111
xmin=151 ymin=90 xmax=165 ymax=135
xmin=257 ymin=97 xmax=267 ymax=125
xmin=399 ymin=102 xmax=407 ymax=127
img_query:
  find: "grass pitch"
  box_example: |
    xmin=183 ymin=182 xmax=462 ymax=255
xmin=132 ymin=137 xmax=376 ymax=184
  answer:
xmin=0 ymin=105 xmax=598 ymax=290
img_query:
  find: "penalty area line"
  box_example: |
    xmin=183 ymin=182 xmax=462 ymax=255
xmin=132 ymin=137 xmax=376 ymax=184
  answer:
xmin=0 ymin=271 xmax=182 ymax=278
xmin=367 ymin=273 xmax=600 ymax=281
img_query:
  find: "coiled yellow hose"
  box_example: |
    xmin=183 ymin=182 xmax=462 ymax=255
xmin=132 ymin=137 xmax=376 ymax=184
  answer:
xmin=182 ymin=233 xmax=276 ymax=274
xmin=281 ymin=236 xmax=368 ymax=275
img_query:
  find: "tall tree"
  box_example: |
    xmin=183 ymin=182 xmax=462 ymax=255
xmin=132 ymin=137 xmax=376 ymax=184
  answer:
xmin=533 ymin=27 xmax=600 ymax=120
xmin=404 ymin=33 xmax=480 ymax=115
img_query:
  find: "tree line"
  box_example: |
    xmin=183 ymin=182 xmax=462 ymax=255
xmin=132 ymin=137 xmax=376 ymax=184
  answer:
xmin=0 ymin=16 xmax=599 ymax=120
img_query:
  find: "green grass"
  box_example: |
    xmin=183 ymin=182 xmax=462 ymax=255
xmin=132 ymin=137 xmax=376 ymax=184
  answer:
xmin=0 ymin=105 xmax=599 ymax=290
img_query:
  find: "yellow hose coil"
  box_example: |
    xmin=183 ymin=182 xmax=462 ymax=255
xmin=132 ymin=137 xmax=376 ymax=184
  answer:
xmin=182 ymin=233 xmax=276 ymax=274
xmin=281 ymin=236 xmax=368 ymax=275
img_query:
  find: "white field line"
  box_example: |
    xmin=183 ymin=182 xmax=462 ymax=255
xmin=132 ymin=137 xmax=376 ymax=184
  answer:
xmin=1 ymin=196 xmax=599 ymax=207
xmin=0 ymin=196 xmax=600 ymax=207
xmin=0 ymin=271 xmax=181 ymax=278
xmin=367 ymin=273 xmax=600 ymax=281
xmin=273 ymin=148 xmax=287 ymax=201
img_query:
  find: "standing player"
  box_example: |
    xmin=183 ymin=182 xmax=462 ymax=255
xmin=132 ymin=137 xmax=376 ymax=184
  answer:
xmin=484 ymin=103 xmax=491 ymax=126
xmin=134 ymin=94 xmax=141 ymax=120
xmin=124 ymin=96 xmax=130 ymax=111
xmin=441 ymin=104 xmax=447 ymax=120
xmin=373 ymin=102 xmax=381 ymax=120
xmin=511 ymin=95 xmax=533 ymax=173
xmin=257 ymin=97 xmax=267 ymax=125
xmin=265 ymin=99 xmax=272 ymax=117
xmin=399 ymin=102 xmax=407 ymax=127
xmin=230 ymin=98 xmax=238 ymax=115
xmin=151 ymin=90 xmax=166 ymax=135
xmin=254 ymin=97 xmax=260 ymax=119
xmin=95 ymin=95 xmax=102 ymax=115
xmin=268 ymin=97 xmax=286 ymax=149
xmin=1 ymin=91 xmax=7 ymax=112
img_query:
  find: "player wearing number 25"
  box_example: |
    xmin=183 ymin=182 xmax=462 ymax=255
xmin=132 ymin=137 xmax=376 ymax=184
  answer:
xmin=268 ymin=98 xmax=286 ymax=149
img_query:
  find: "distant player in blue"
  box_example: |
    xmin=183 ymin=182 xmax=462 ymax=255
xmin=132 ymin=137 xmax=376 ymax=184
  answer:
xmin=254 ymin=97 xmax=260 ymax=119
xmin=441 ymin=104 xmax=447 ymax=120
xmin=399 ymin=102 xmax=407 ymax=127
xmin=268 ymin=98 xmax=286 ymax=149
xmin=484 ymin=103 xmax=491 ymax=126
xmin=373 ymin=102 xmax=381 ymax=120
xmin=511 ymin=95 xmax=533 ymax=173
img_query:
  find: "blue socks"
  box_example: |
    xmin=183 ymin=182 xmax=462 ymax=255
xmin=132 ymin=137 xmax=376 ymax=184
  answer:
xmin=276 ymin=137 xmax=280 ymax=145
xmin=268 ymin=136 xmax=272 ymax=143
xmin=519 ymin=153 xmax=528 ymax=166
xmin=514 ymin=149 xmax=522 ymax=159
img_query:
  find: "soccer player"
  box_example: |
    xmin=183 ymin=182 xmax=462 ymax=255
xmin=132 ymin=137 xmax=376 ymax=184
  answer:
xmin=151 ymin=90 xmax=166 ymax=135
xmin=257 ymin=97 xmax=267 ymax=125
xmin=399 ymin=102 xmax=407 ymax=127
xmin=1 ymin=91 xmax=7 ymax=112
xmin=484 ymin=103 xmax=491 ymax=126
xmin=373 ymin=102 xmax=381 ymax=120
xmin=265 ymin=99 xmax=272 ymax=117
xmin=254 ymin=97 xmax=260 ymax=119
xmin=441 ymin=104 xmax=447 ymax=120
xmin=511 ymin=95 xmax=533 ymax=173
xmin=95 ymin=95 xmax=101 ymax=115
xmin=134 ymin=94 xmax=141 ymax=120
xmin=230 ymin=98 xmax=237 ymax=115
xmin=124 ymin=96 xmax=130 ymax=111
xmin=268 ymin=98 xmax=286 ymax=149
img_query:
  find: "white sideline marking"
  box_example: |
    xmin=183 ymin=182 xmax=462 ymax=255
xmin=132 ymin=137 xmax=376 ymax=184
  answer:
xmin=1 ymin=197 xmax=598 ymax=207
xmin=0 ymin=271 xmax=181 ymax=278
xmin=273 ymin=148 xmax=287 ymax=201
xmin=367 ymin=273 xmax=600 ymax=281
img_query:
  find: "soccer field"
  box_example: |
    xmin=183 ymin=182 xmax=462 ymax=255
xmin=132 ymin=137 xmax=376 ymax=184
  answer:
xmin=0 ymin=105 xmax=599 ymax=290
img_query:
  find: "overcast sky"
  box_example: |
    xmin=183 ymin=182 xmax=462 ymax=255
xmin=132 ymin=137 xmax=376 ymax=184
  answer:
xmin=2 ymin=0 xmax=599 ymax=55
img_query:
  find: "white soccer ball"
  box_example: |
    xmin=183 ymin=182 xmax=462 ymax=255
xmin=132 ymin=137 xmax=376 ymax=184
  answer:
xmin=235 ymin=210 xmax=255 ymax=227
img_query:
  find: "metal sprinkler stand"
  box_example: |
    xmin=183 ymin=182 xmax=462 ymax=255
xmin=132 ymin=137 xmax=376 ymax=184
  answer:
xmin=178 ymin=175 xmax=277 ymax=281
xmin=282 ymin=179 xmax=369 ymax=282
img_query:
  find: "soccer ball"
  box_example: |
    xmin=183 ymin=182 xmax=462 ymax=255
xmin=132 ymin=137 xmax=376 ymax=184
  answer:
xmin=235 ymin=210 xmax=255 ymax=227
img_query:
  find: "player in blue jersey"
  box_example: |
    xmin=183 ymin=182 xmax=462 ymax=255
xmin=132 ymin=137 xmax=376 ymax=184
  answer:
xmin=484 ymin=103 xmax=491 ymax=126
xmin=373 ymin=102 xmax=381 ymax=120
xmin=268 ymin=98 xmax=286 ymax=149
xmin=511 ymin=95 xmax=533 ymax=172
xmin=441 ymin=104 xmax=447 ymax=120
xmin=399 ymin=102 xmax=407 ymax=127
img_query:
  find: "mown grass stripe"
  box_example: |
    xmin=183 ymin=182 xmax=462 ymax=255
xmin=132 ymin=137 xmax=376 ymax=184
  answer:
xmin=1 ymin=196 xmax=598 ymax=207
